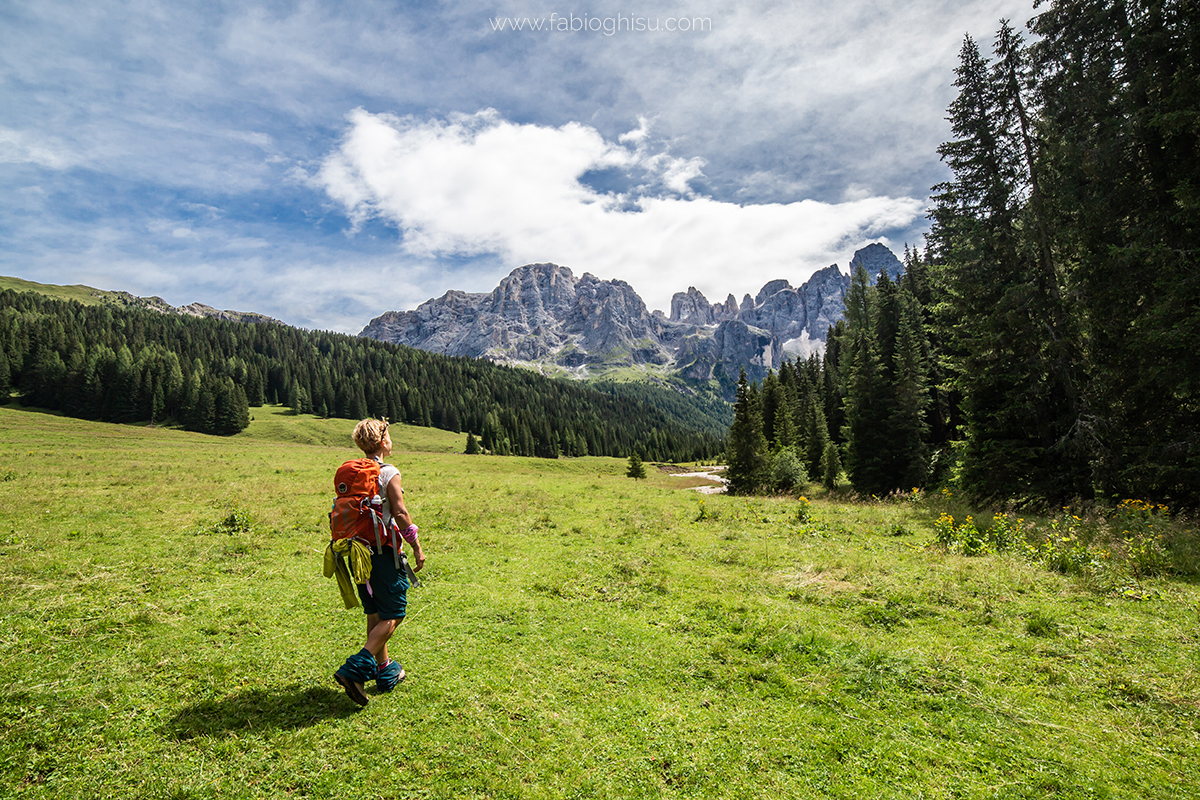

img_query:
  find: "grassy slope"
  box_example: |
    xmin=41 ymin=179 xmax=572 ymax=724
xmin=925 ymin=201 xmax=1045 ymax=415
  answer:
xmin=0 ymin=275 xmax=127 ymax=306
xmin=1 ymin=404 xmax=1197 ymax=799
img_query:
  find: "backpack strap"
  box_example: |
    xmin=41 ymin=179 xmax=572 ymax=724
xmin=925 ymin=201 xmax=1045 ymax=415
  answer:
xmin=365 ymin=496 xmax=385 ymax=555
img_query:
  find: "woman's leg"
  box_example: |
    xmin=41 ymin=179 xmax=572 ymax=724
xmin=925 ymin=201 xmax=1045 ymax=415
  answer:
xmin=362 ymin=614 xmax=396 ymax=662
xmin=365 ymin=613 xmax=392 ymax=666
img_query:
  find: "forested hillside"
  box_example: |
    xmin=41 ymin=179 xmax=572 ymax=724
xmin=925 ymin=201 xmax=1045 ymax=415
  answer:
xmin=725 ymin=0 xmax=1199 ymax=509
xmin=0 ymin=289 xmax=722 ymax=461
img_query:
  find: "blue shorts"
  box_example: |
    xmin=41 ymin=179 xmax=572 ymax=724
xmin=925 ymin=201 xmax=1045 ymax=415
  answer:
xmin=357 ymin=547 xmax=409 ymax=620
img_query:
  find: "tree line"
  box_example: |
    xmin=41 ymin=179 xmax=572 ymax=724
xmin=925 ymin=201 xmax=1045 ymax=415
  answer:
xmin=723 ymin=257 xmax=937 ymax=498
xmin=0 ymin=289 xmax=723 ymax=461
xmin=727 ymin=0 xmax=1198 ymax=508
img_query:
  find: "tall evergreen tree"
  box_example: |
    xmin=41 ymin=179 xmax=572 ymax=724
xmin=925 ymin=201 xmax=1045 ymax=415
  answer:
xmin=821 ymin=441 xmax=842 ymax=491
xmin=760 ymin=370 xmax=781 ymax=447
xmin=725 ymin=370 xmax=769 ymax=495
xmin=841 ymin=267 xmax=895 ymax=495
xmin=889 ymin=286 xmax=932 ymax=489
xmin=929 ymin=27 xmax=1087 ymax=502
xmin=1032 ymin=0 xmax=1200 ymax=503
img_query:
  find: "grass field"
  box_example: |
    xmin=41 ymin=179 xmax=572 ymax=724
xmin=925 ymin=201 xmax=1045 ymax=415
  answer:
xmin=1 ymin=404 xmax=1197 ymax=799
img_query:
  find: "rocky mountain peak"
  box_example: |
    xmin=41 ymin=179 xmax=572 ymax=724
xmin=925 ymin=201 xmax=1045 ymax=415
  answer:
xmin=755 ymin=279 xmax=792 ymax=306
xmin=849 ymin=242 xmax=903 ymax=282
xmin=359 ymin=243 xmax=902 ymax=398
xmin=669 ymin=286 xmax=738 ymax=325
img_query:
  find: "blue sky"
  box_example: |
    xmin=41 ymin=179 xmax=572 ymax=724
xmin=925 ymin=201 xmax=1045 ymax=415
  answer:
xmin=1 ymin=0 xmax=1033 ymax=332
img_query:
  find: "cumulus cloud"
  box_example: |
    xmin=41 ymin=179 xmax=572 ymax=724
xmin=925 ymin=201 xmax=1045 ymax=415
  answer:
xmin=2 ymin=0 xmax=1034 ymax=330
xmin=317 ymin=108 xmax=924 ymax=310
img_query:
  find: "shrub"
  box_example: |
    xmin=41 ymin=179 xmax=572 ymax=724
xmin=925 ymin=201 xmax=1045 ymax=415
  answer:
xmin=770 ymin=449 xmax=808 ymax=493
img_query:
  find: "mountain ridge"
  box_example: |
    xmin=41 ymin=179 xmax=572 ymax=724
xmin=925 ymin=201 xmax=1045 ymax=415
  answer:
xmin=0 ymin=275 xmax=285 ymax=326
xmin=360 ymin=243 xmax=904 ymax=397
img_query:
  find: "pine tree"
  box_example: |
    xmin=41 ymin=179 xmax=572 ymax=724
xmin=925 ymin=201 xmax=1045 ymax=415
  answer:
xmin=189 ymin=380 xmax=216 ymax=433
xmin=0 ymin=351 xmax=10 ymax=401
xmin=287 ymin=379 xmax=302 ymax=415
xmin=1032 ymin=0 xmax=1200 ymax=503
xmin=929 ymin=27 xmax=1087 ymax=502
xmin=890 ymin=286 xmax=931 ymax=489
xmin=725 ymin=370 xmax=769 ymax=494
xmin=823 ymin=321 xmax=847 ymax=444
xmin=760 ymin=370 xmax=782 ymax=447
xmin=841 ymin=267 xmax=894 ymax=495
xmin=150 ymin=384 xmax=164 ymax=425
xmin=802 ymin=391 xmax=831 ymax=481
xmin=626 ymin=450 xmax=647 ymax=480
xmin=465 ymin=432 xmax=482 ymax=455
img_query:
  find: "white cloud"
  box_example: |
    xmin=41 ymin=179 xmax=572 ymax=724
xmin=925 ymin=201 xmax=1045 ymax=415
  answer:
xmin=0 ymin=127 xmax=73 ymax=169
xmin=317 ymin=108 xmax=924 ymax=310
xmin=1 ymin=0 xmax=1035 ymax=331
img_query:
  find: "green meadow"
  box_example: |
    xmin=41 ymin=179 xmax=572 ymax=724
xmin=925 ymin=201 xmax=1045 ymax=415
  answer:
xmin=1 ymin=404 xmax=1197 ymax=799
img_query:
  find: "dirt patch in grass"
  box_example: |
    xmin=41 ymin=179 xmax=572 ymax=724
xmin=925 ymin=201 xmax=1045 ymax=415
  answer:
xmin=776 ymin=564 xmax=858 ymax=593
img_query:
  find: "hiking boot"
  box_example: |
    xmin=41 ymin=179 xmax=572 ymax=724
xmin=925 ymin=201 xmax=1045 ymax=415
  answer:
xmin=376 ymin=659 xmax=406 ymax=692
xmin=334 ymin=648 xmax=377 ymax=707
xmin=334 ymin=672 xmax=369 ymax=706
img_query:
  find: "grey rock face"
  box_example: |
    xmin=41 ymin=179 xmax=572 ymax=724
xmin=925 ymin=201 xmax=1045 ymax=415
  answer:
xmin=360 ymin=243 xmax=902 ymax=397
xmin=755 ymin=279 xmax=792 ymax=306
xmin=669 ymin=286 xmax=738 ymax=325
xmin=848 ymin=242 xmax=904 ymax=282
xmin=712 ymin=320 xmax=775 ymax=383
xmin=177 ymin=303 xmax=284 ymax=326
xmin=361 ymin=263 xmax=671 ymax=368
xmin=95 ymin=291 xmax=284 ymax=325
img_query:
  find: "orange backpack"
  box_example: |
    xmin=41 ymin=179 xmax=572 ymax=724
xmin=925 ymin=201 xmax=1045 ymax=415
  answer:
xmin=329 ymin=458 xmax=386 ymax=547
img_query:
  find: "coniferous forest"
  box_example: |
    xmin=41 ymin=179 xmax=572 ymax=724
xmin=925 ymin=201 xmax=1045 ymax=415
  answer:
xmin=726 ymin=0 xmax=1199 ymax=509
xmin=0 ymin=289 xmax=724 ymax=462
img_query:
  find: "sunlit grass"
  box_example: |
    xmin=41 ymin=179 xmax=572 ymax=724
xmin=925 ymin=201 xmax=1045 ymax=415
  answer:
xmin=1 ymin=404 xmax=1197 ymax=799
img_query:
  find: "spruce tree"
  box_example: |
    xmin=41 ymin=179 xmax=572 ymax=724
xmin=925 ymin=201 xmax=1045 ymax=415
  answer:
xmin=626 ymin=450 xmax=647 ymax=480
xmin=841 ymin=267 xmax=894 ymax=496
xmin=0 ymin=351 xmax=10 ymax=402
xmin=1032 ymin=0 xmax=1200 ymax=503
xmin=802 ymin=391 xmax=831 ymax=481
xmin=760 ymin=370 xmax=783 ymax=447
xmin=929 ymin=27 xmax=1086 ymax=502
xmin=821 ymin=441 xmax=842 ymax=491
xmin=890 ymin=286 xmax=931 ymax=489
xmin=725 ymin=369 xmax=769 ymax=494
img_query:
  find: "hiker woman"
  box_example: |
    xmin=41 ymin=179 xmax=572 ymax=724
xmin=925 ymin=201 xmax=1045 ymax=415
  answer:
xmin=333 ymin=418 xmax=425 ymax=706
